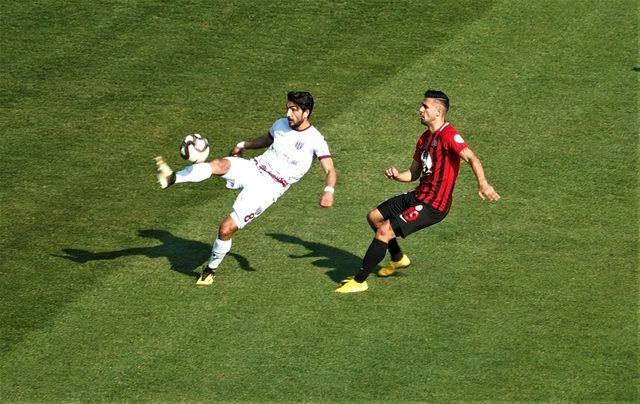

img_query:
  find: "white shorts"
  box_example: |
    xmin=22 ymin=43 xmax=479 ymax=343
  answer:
xmin=222 ymin=157 xmax=288 ymax=229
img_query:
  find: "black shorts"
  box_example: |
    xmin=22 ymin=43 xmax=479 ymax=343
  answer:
xmin=377 ymin=192 xmax=447 ymax=238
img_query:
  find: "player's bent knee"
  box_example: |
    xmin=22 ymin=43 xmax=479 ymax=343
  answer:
xmin=210 ymin=158 xmax=230 ymax=175
xmin=375 ymin=221 xmax=395 ymax=241
xmin=218 ymin=219 xmax=238 ymax=240
xmin=367 ymin=209 xmax=384 ymax=228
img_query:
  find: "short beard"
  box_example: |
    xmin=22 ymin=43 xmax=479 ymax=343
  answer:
xmin=288 ymin=119 xmax=300 ymax=129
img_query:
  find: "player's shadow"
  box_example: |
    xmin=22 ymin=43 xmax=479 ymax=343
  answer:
xmin=54 ymin=229 xmax=255 ymax=275
xmin=266 ymin=233 xmax=359 ymax=282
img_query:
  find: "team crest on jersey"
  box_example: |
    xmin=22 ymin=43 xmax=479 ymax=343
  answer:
xmin=295 ymin=141 xmax=304 ymax=149
xmin=430 ymin=139 xmax=438 ymax=148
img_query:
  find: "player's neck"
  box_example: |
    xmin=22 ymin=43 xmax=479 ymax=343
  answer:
xmin=293 ymin=120 xmax=312 ymax=132
xmin=427 ymin=119 xmax=447 ymax=133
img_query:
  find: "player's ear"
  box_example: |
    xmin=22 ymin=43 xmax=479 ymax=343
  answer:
xmin=303 ymin=109 xmax=310 ymax=120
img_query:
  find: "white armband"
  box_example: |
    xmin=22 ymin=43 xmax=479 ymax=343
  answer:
xmin=236 ymin=141 xmax=246 ymax=149
xmin=324 ymin=186 xmax=335 ymax=193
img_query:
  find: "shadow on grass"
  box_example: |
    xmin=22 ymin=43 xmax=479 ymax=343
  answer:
xmin=54 ymin=229 xmax=255 ymax=276
xmin=266 ymin=233 xmax=360 ymax=282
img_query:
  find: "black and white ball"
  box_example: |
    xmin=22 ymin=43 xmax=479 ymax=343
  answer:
xmin=179 ymin=133 xmax=210 ymax=163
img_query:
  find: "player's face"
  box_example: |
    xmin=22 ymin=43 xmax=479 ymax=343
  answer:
xmin=418 ymin=98 xmax=441 ymax=125
xmin=286 ymin=101 xmax=309 ymax=129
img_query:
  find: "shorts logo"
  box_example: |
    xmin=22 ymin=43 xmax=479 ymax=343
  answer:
xmin=400 ymin=204 xmax=423 ymax=222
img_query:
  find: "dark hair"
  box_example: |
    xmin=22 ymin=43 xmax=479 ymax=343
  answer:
xmin=424 ymin=89 xmax=449 ymax=112
xmin=288 ymin=91 xmax=314 ymax=115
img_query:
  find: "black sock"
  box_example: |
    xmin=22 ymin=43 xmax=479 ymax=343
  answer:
xmin=388 ymin=238 xmax=403 ymax=262
xmin=354 ymin=239 xmax=388 ymax=282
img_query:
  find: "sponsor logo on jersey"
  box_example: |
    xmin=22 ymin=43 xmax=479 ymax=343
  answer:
xmin=421 ymin=151 xmax=433 ymax=176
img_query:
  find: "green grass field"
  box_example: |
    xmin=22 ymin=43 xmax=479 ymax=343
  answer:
xmin=1 ymin=0 xmax=637 ymax=401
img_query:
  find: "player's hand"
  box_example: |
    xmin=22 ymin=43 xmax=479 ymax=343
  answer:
xmin=384 ymin=166 xmax=399 ymax=180
xmin=228 ymin=146 xmax=244 ymax=157
xmin=478 ymin=182 xmax=500 ymax=201
xmin=320 ymin=191 xmax=334 ymax=208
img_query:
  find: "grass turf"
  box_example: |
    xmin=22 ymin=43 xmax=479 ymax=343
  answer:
xmin=1 ymin=0 xmax=637 ymax=401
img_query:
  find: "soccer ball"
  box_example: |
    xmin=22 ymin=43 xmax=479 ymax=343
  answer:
xmin=179 ymin=133 xmax=210 ymax=163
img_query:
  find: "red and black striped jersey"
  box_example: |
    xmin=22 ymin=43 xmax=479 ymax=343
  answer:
xmin=412 ymin=122 xmax=468 ymax=213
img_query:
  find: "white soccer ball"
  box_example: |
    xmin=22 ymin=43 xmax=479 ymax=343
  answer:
xmin=179 ymin=133 xmax=210 ymax=163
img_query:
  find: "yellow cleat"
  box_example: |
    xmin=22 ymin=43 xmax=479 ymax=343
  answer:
xmin=155 ymin=156 xmax=176 ymax=189
xmin=377 ymin=254 xmax=411 ymax=277
xmin=335 ymin=279 xmax=368 ymax=293
xmin=196 ymin=267 xmax=216 ymax=285
xmin=340 ymin=276 xmax=354 ymax=285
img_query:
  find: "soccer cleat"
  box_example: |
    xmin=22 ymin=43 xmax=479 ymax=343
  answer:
xmin=335 ymin=279 xmax=368 ymax=293
xmin=155 ymin=156 xmax=176 ymax=189
xmin=196 ymin=266 xmax=216 ymax=285
xmin=340 ymin=276 xmax=354 ymax=285
xmin=377 ymin=254 xmax=411 ymax=277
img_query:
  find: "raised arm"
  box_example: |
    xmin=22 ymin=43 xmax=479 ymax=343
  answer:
xmin=229 ymin=133 xmax=274 ymax=156
xmin=459 ymin=147 xmax=500 ymax=201
xmin=319 ymin=157 xmax=337 ymax=208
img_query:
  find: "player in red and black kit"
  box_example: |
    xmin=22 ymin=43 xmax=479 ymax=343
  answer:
xmin=336 ymin=90 xmax=500 ymax=293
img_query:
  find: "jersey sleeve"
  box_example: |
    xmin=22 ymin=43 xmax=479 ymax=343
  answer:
xmin=441 ymin=130 xmax=468 ymax=154
xmin=268 ymin=118 xmax=285 ymax=139
xmin=314 ymin=136 xmax=331 ymax=160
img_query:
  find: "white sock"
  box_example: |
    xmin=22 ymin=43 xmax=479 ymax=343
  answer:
xmin=207 ymin=237 xmax=232 ymax=269
xmin=175 ymin=163 xmax=213 ymax=183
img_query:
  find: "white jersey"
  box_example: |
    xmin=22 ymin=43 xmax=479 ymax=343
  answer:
xmin=252 ymin=118 xmax=331 ymax=187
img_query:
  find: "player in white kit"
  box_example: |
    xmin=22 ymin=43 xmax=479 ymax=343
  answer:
xmin=155 ymin=92 xmax=337 ymax=285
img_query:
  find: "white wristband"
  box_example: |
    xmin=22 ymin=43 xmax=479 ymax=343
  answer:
xmin=236 ymin=141 xmax=246 ymax=149
xmin=324 ymin=186 xmax=335 ymax=193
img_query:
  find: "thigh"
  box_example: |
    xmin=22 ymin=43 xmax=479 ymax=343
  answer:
xmin=229 ymin=181 xmax=285 ymax=229
xmin=221 ymin=157 xmax=256 ymax=189
xmin=387 ymin=199 xmax=447 ymax=239
xmin=377 ymin=192 xmax=416 ymax=220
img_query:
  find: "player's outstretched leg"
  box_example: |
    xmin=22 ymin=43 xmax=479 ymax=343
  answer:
xmin=156 ymin=157 xmax=217 ymax=190
xmin=155 ymin=156 xmax=176 ymax=188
